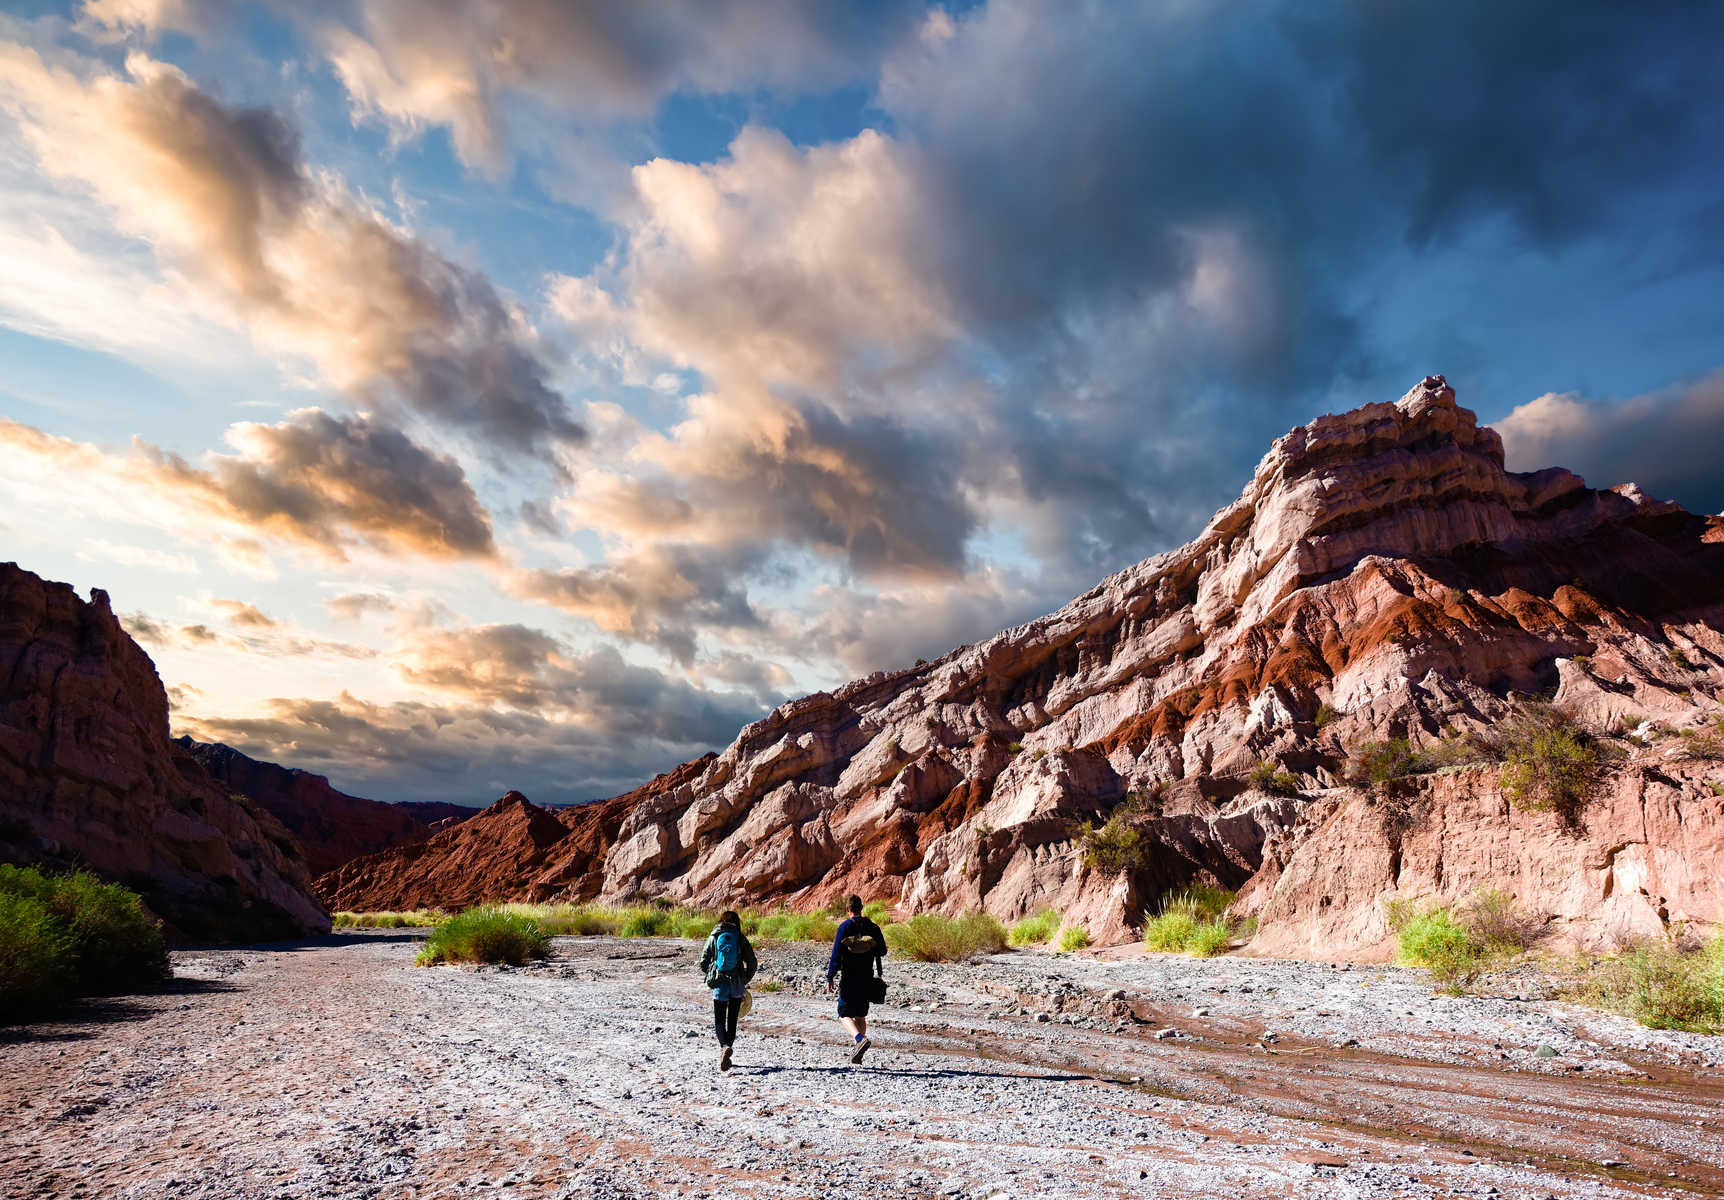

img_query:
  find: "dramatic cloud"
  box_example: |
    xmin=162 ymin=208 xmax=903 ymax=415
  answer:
xmin=508 ymin=544 xmax=762 ymax=664
xmin=1496 ymin=373 xmax=1724 ymax=515
xmin=208 ymin=598 xmax=276 ymax=628
xmin=0 ymin=409 xmax=496 ymax=561
xmin=121 ymin=611 xmax=376 ymax=660
xmin=0 ymin=44 xmax=581 ymax=456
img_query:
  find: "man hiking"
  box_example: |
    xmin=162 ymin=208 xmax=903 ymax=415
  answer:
xmin=698 ymin=910 xmax=758 ymax=1072
xmin=825 ymin=895 xmax=887 ymax=1063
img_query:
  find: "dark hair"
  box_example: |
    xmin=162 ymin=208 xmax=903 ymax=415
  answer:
xmin=847 ymin=895 xmax=863 ymax=915
xmin=718 ymin=910 xmax=741 ymax=929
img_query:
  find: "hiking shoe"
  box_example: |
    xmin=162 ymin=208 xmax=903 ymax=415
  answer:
xmin=850 ymin=1036 xmax=871 ymax=1065
xmin=720 ymin=1044 xmax=733 ymax=1072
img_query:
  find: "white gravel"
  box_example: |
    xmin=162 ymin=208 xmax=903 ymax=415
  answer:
xmin=2 ymin=933 xmax=1720 ymax=1199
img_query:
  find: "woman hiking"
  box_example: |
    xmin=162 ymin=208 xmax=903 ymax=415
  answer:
xmin=825 ymin=895 xmax=887 ymax=1063
xmin=698 ymin=910 xmax=758 ymax=1072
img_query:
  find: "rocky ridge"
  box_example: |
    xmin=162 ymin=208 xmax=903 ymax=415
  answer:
xmin=322 ymin=379 xmax=1724 ymax=951
xmin=176 ymin=736 xmax=448 ymax=880
xmin=0 ymin=563 xmax=328 ymax=940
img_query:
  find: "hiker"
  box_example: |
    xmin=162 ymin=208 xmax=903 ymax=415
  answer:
xmin=825 ymin=895 xmax=887 ymax=1063
xmin=699 ymin=910 xmax=758 ymax=1072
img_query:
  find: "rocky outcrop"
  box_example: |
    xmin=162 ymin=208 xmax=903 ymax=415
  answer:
xmin=319 ymin=379 xmax=1724 ymax=948
xmin=0 ymin=563 xmax=328 ymax=941
xmin=1239 ymin=751 xmax=1724 ymax=958
xmin=176 ymin=737 xmax=440 ymax=880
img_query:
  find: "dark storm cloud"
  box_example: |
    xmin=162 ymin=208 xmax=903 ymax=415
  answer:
xmin=1496 ymin=372 xmax=1724 ymax=516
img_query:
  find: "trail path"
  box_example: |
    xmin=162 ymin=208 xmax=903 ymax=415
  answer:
xmin=3 ymin=934 xmax=1721 ymax=1198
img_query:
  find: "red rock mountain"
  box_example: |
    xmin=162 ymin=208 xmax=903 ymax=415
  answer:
xmin=0 ymin=564 xmax=328 ymax=941
xmin=175 ymin=737 xmax=469 ymax=880
xmin=313 ymin=379 xmax=1724 ymax=952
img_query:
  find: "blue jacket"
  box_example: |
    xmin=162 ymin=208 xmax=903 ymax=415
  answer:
xmin=826 ymin=915 xmax=886 ymax=990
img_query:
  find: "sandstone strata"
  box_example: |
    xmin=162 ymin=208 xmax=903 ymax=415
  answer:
xmin=0 ymin=563 xmax=328 ymax=940
xmin=325 ymin=380 xmax=1724 ymax=949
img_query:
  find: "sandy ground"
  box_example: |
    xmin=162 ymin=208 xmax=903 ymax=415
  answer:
xmin=3 ymin=932 xmax=1723 ymax=1199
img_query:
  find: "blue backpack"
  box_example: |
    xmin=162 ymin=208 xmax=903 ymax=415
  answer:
xmin=714 ymin=928 xmax=743 ymax=975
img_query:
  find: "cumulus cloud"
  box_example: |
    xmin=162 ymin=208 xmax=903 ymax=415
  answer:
xmin=325 ymin=592 xmax=397 ymax=622
xmin=0 ymin=409 xmax=495 ymax=561
xmin=508 ymin=543 xmax=763 ymax=664
xmin=1496 ymin=372 xmax=1724 ymax=515
xmin=0 ymin=44 xmax=581 ymax=457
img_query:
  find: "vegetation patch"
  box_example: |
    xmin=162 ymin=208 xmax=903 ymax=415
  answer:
xmin=1491 ymin=704 xmax=1602 ymax=816
xmin=1385 ymin=887 xmax=1540 ymax=991
xmin=334 ymin=910 xmax=445 ymax=929
xmin=884 ymin=911 xmax=1007 ymax=962
xmin=1007 ymin=908 xmax=1062 ymax=947
xmin=1073 ymin=812 xmax=1147 ymax=874
xmin=1056 ymin=925 xmax=1091 ymax=953
xmin=1142 ymin=886 xmax=1239 ymax=957
xmin=1582 ymin=931 xmax=1724 ymax=1033
xmin=416 ymin=906 xmax=549 ymax=966
xmin=0 ymin=865 xmax=169 ymax=1023
xmin=1249 ymin=760 xmax=1301 ymax=796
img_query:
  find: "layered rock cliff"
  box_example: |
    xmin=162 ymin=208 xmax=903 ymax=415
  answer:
xmin=176 ymin=736 xmax=449 ymax=880
xmin=0 ymin=564 xmax=329 ymax=941
xmin=324 ymin=379 xmax=1724 ymax=949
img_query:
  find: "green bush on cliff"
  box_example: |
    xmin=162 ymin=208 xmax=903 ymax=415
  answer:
xmin=0 ymin=865 xmax=168 ymax=1023
xmin=415 ymin=906 xmax=548 ymax=966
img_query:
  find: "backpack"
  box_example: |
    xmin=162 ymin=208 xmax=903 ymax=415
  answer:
xmin=713 ymin=928 xmax=743 ymax=975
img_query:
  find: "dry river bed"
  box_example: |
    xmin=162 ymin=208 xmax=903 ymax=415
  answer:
xmin=3 ymin=932 xmax=1723 ymax=1199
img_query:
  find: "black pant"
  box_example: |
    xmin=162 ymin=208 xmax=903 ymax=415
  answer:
xmin=713 ymin=996 xmax=741 ymax=1046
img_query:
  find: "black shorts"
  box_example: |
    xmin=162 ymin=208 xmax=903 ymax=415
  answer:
xmin=836 ymin=989 xmax=871 ymax=1018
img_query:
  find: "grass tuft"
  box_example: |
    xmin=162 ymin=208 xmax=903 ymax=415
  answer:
xmin=334 ymin=909 xmax=445 ymax=929
xmin=1142 ymin=886 xmax=1239 ymax=956
xmin=1056 ymin=925 xmax=1091 ymax=953
xmin=1007 ymin=908 xmax=1062 ymax=947
xmin=415 ymin=906 xmax=549 ymax=966
xmin=1583 ymin=931 xmax=1724 ymax=1033
xmin=884 ymin=911 xmax=1006 ymax=962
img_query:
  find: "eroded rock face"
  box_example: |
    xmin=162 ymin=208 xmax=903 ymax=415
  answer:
xmin=321 ymin=379 xmax=1724 ymax=947
xmin=0 ymin=564 xmax=328 ymax=941
xmin=177 ymin=737 xmax=440 ymax=881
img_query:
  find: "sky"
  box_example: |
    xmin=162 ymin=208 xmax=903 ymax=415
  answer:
xmin=2 ymin=1 xmax=1722 ymax=807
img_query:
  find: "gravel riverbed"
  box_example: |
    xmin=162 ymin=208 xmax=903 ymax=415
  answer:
xmin=3 ymin=933 xmax=1721 ymax=1199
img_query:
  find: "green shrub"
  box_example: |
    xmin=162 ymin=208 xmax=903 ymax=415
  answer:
xmin=1386 ymin=899 xmax=1483 ymax=988
xmin=757 ymin=980 xmax=784 ymax=992
xmin=1249 ymin=760 xmax=1300 ymax=796
xmin=1142 ymin=909 xmax=1198 ymax=952
xmin=1188 ymin=920 xmax=1234 ymax=957
xmin=1007 ymin=908 xmax=1061 ymax=947
xmin=884 ymin=911 xmax=1006 ymax=962
xmin=1143 ymin=886 xmax=1240 ymax=955
xmin=416 ymin=906 xmax=549 ymax=966
xmin=1056 ymin=925 xmax=1091 ymax=953
xmin=1585 ymin=932 xmax=1724 ymax=1033
xmin=1074 ymin=813 xmax=1146 ymax=874
xmin=617 ymin=907 xmax=675 ymax=938
xmin=0 ymin=866 xmax=168 ymax=1021
xmin=1492 ymin=705 xmax=1599 ymax=815
xmin=1314 ymin=702 xmax=1338 ymax=729
xmin=862 ymin=900 xmax=891 ymax=923
xmin=334 ymin=909 xmax=444 ymax=929
xmin=744 ymin=910 xmax=838 ymax=942
xmin=0 ymin=890 xmax=73 ymax=1022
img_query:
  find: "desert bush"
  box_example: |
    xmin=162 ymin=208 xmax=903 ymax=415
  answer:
xmin=862 ymin=900 xmax=891 ymax=923
xmin=1351 ymin=733 xmax=1487 ymax=785
xmin=1056 ymin=925 xmax=1091 ymax=953
xmin=0 ymin=865 xmax=168 ymax=1021
xmin=334 ymin=909 xmax=444 ymax=929
xmin=1249 ymin=760 xmax=1301 ymax=796
xmin=1490 ymin=705 xmax=1600 ymax=815
xmin=1188 ymin=921 xmax=1235 ymax=957
xmin=884 ymin=911 xmax=1006 ymax=962
xmin=617 ymin=907 xmax=676 ymax=938
xmin=745 ymin=910 xmax=838 ymax=942
xmin=1314 ymin=702 xmax=1338 ymax=729
xmin=1142 ymin=886 xmax=1238 ymax=955
xmin=1008 ymin=908 xmax=1062 ymax=947
xmin=1142 ymin=909 xmax=1198 ymax=952
xmin=1389 ymin=903 xmax=1482 ymax=987
xmin=1678 ymin=723 xmax=1724 ymax=762
xmin=1456 ymin=886 xmax=1540 ymax=952
xmin=416 ymin=906 xmax=548 ymax=966
xmin=1074 ymin=813 xmax=1146 ymax=874
xmin=1585 ymin=932 xmax=1724 ymax=1033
